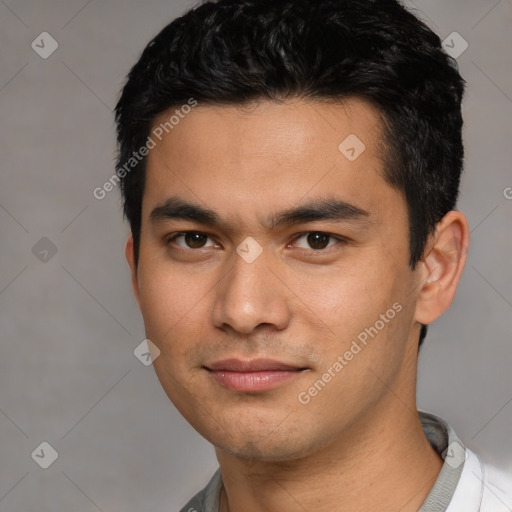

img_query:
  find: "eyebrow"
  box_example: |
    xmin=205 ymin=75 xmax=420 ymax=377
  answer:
xmin=149 ymin=196 xmax=371 ymax=231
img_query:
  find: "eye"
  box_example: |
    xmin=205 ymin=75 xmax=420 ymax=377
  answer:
xmin=167 ymin=232 xmax=218 ymax=249
xmin=290 ymin=232 xmax=345 ymax=251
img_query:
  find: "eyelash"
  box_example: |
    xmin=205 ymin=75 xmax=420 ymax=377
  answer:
xmin=165 ymin=231 xmax=347 ymax=252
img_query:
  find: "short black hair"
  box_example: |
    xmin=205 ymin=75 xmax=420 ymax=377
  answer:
xmin=115 ymin=0 xmax=465 ymax=348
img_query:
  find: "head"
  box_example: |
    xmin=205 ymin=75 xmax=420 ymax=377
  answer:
xmin=116 ymin=0 xmax=468 ymax=461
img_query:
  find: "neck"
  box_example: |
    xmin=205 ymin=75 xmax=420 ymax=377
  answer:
xmin=216 ymin=400 xmax=443 ymax=512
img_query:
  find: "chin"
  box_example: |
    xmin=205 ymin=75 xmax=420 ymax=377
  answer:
xmin=218 ymin=438 xmax=309 ymax=462
xmin=206 ymin=421 xmax=327 ymax=463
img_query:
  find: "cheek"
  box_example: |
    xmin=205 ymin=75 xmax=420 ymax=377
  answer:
xmin=292 ymin=249 xmax=412 ymax=379
xmin=293 ymin=258 xmax=400 ymax=332
xmin=136 ymin=260 xmax=209 ymax=355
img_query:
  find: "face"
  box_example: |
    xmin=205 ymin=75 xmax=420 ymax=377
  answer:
xmin=128 ymin=98 xmax=426 ymax=462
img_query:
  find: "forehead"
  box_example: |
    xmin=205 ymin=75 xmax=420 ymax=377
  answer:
xmin=142 ymin=97 xmax=400 ymax=231
xmin=150 ymin=97 xmax=384 ymax=164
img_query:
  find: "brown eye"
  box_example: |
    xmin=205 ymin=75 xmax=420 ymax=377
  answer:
xmin=184 ymin=232 xmax=208 ymax=248
xmin=306 ymin=233 xmax=331 ymax=250
xmin=292 ymin=232 xmax=341 ymax=251
xmin=168 ymin=232 xmax=216 ymax=249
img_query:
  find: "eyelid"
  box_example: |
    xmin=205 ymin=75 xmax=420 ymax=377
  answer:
xmin=166 ymin=230 xmax=348 ymax=251
xmin=288 ymin=232 xmax=348 ymax=250
xmin=166 ymin=231 xmax=219 ymax=249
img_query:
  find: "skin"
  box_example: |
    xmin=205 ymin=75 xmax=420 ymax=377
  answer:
xmin=125 ymin=97 xmax=469 ymax=512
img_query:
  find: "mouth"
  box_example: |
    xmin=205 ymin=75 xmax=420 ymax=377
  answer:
xmin=203 ymin=358 xmax=309 ymax=392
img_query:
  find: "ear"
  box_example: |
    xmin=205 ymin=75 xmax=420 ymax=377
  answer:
xmin=414 ymin=211 xmax=469 ymax=326
xmin=125 ymin=233 xmax=142 ymax=309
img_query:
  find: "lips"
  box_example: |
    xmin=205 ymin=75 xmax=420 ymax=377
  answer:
xmin=206 ymin=358 xmax=304 ymax=372
xmin=204 ymin=358 xmax=308 ymax=392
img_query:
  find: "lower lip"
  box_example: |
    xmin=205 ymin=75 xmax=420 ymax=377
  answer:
xmin=207 ymin=370 xmax=304 ymax=392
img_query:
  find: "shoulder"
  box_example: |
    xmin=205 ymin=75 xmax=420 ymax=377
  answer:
xmin=481 ymin=457 xmax=512 ymax=512
xmin=448 ymin=447 xmax=512 ymax=512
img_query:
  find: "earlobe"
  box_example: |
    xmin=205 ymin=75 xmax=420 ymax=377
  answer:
xmin=125 ymin=233 xmax=142 ymax=309
xmin=414 ymin=211 xmax=469 ymax=326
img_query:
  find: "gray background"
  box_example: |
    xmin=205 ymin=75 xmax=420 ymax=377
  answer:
xmin=1 ymin=0 xmax=511 ymax=510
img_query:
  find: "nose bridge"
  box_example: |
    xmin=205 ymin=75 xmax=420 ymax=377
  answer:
xmin=212 ymin=245 xmax=289 ymax=333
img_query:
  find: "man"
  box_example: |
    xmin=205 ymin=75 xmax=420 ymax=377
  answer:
xmin=115 ymin=0 xmax=511 ymax=510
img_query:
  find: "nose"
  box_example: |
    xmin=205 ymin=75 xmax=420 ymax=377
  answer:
xmin=211 ymin=246 xmax=291 ymax=334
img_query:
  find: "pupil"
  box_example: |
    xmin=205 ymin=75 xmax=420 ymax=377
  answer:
xmin=308 ymin=232 xmax=329 ymax=250
xmin=186 ymin=233 xmax=206 ymax=248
